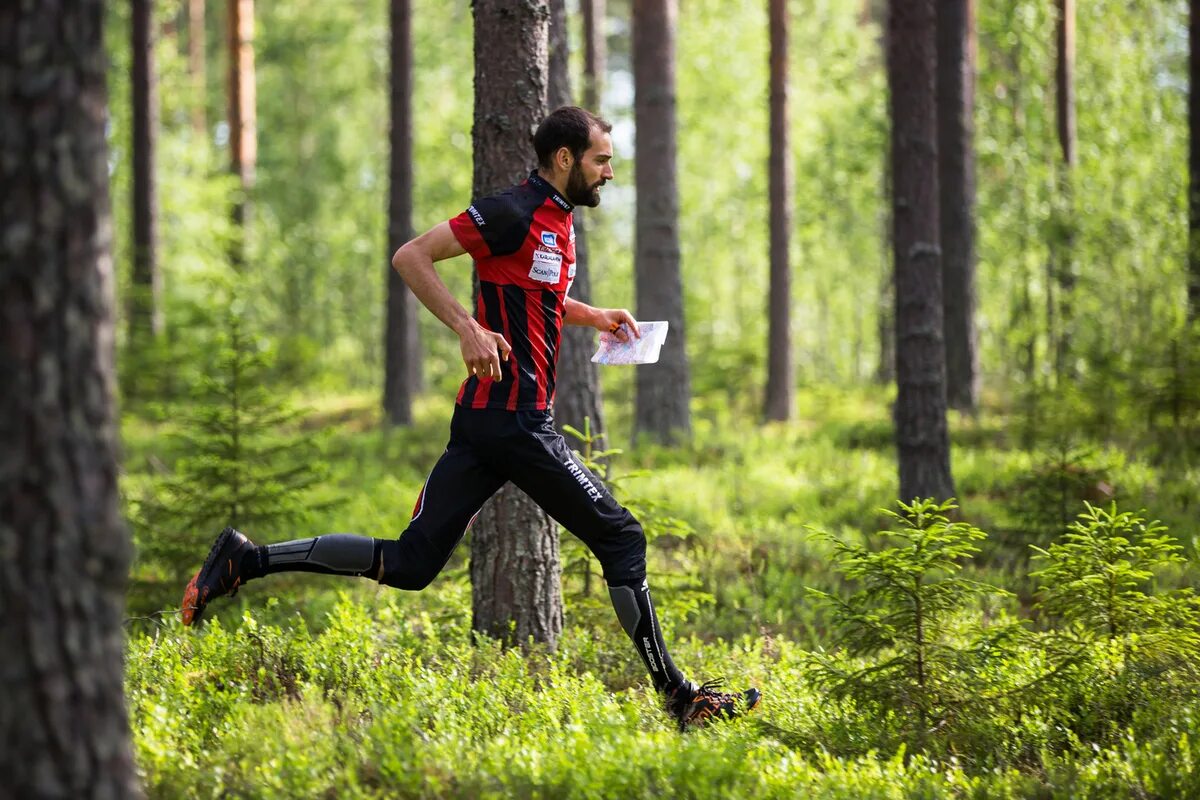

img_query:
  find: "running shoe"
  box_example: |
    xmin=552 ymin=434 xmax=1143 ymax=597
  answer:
xmin=181 ymin=526 xmax=255 ymax=626
xmin=668 ymin=679 xmax=762 ymax=730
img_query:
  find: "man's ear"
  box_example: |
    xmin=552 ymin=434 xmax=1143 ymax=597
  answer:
xmin=556 ymin=145 xmax=573 ymax=172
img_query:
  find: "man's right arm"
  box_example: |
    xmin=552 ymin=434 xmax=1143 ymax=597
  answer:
xmin=391 ymin=221 xmax=511 ymax=381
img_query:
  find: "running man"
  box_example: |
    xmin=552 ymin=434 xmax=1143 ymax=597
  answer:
xmin=182 ymin=107 xmax=761 ymax=729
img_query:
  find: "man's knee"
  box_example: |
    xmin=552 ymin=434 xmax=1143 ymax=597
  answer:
xmin=598 ymin=512 xmax=648 ymax=584
xmin=376 ymin=539 xmax=441 ymax=591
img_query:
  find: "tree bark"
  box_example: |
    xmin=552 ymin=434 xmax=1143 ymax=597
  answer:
xmin=633 ymin=0 xmax=691 ymax=444
xmin=582 ymin=0 xmax=606 ymax=112
xmin=470 ymin=490 xmax=562 ymax=647
xmin=764 ymin=0 xmax=794 ymax=421
xmin=0 ymin=3 xmax=139 ymax=796
xmin=189 ymin=0 xmax=206 ymax=136
xmin=1051 ymin=0 xmax=1076 ymax=378
xmin=936 ymin=0 xmax=979 ymax=412
xmin=549 ymin=0 xmax=608 ymax=441
xmin=131 ymin=0 xmax=163 ymax=343
xmin=888 ymin=0 xmax=955 ymax=502
xmin=468 ymin=0 xmax=562 ymax=649
xmin=1192 ymin=0 xmax=1200 ymax=323
xmin=384 ymin=0 xmax=423 ymax=426
xmin=227 ymin=0 xmax=256 ymax=263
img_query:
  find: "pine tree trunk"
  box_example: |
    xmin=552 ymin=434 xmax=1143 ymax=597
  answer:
xmin=0 ymin=3 xmax=139 ymax=795
xmin=384 ymin=0 xmax=423 ymax=426
xmin=471 ymin=490 xmax=562 ymax=646
xmin=581 ymin=0 xmax=606 ymax=112
xmin=633 ymin=0 xmax=691 ymax=444
xmin=764 ymin=0 xmax=794 ymax=421
xmin=1189 ymin=0 xmax=1200 ymax=323
xmin=936 ymin=0 xmax=979 ymax=412
xmin=1052 ymin=0 xmax=1076 ymax=378
xmin=131 ymin=0 xmax=163 ymax=345
xmin=227 ymin=0 xmax=256 ymax=263
xmin=888 ymin=0 xmax=955 ymax=503
xmin=189 ymin=0 xmax=206 ymax=136
xmin=468 ymin=0 xmax=563 ymax=649
xmin=549 ymin=0 xmax=607 ymax=440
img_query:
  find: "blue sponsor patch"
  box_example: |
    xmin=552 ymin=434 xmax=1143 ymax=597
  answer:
xmin=541 ymin=231 xmax=557 ymax=248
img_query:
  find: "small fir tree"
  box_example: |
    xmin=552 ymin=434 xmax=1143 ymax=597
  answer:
xmin=805 ymin=499 xmax=1032 ymax=752
xmin=132 ymin=306 xmax=335 ymax=608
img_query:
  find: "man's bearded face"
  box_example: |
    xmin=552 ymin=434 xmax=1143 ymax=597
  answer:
xmin=566 ymin=160 xmax=605 ymax=207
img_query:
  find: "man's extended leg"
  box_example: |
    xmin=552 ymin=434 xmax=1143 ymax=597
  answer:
xmin=182 ymin=425 xmax=506 ymax=624
xmin=491 ymin=412 xmax=761 ymax=727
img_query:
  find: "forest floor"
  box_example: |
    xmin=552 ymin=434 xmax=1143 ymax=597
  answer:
xmin=122 ymin=385 xmax=1200 ymax=799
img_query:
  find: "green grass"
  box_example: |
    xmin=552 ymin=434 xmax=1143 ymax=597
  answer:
xmin=122 ymin=385 xmax=1200 ymax=798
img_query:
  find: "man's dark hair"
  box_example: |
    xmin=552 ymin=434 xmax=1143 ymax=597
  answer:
xmin=534 ymin=106 xmax=612 ymax=169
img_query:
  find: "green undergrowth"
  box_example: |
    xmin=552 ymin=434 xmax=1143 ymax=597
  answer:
xmin=127 ymin=595 xmax=1200 ymax=799
xmin=122 ymin=386 xmax=1200 ymax=798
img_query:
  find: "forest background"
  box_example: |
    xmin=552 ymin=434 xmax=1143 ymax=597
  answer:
xmin=19 ymin=0 xmax=1200 ymax=796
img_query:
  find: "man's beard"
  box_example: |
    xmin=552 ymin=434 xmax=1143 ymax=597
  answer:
xmin=566 ymin=163 xmax=604 ymax=207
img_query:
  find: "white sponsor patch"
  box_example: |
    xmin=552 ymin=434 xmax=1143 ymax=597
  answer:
xmin=529 ymin=249 xmax=562 ymax=283
xmin=568 ymin=261 xmax=577 ymax=279
xmin=569 ymin=221 xmax=576 ymax=242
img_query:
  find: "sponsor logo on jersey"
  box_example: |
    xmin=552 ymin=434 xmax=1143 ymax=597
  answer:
xmin=569 ymin=221 xmax=576 ymax=242
xmin=529 ymin=249 xmax=563 ymax=284
xmin=568 ymin=261 xmax=577 ymax=279
xmin=541 ymin=231 xmax=557 ymax=248
xmin=468 ymin=205 xmax=485 ymax=226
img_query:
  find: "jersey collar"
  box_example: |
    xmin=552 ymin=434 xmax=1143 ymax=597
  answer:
xmin=528 ymin=170 xmax=574 ymax=213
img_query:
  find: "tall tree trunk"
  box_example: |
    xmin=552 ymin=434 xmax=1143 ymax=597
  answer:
xmin=227 ymin=0 xmax=256 ymax=264
xmin=468 ymin=0 xmax=562 ymax=649
xmin=581 ymin=0 xmax=606 ymax=112
xmin=0 ymin=3 xmax=139 ymax=796
xmin=887 ymin=0 xmax=955 ymax=502
xmin=633 ymin=0 xmax=691 ymax=444
xmin=384 ymin=0 xmax=423 ymax=425
xmin=936 ymin=0 xmax=979 ymax=412
xmin=549 ymin=0 xmax=608 ymax=441
xmin=131 ymin=0 xmax=163 ymax=343
xmin=189 ymin=0 xmax=206 ymax=136
xmin=764 ymin=0 xmax=794 ymax=421
xmin=1189 ymin=0 xmax=1200 ymax=323
xmin=1051 ymin=0 xmax=1076 ymax=379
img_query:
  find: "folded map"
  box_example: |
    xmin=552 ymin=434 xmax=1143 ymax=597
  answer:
xmin=591 ymin=321 xmax=669 ymax=365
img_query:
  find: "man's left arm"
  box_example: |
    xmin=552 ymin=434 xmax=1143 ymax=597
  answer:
xmin=564 ymin=298 xmax=641 ymax=342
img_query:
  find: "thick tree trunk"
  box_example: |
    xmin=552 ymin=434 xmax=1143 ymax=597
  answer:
xmin=633 ymin=0 xmax=691 ymax=444
xmin=131 ymin=0 xmax=163 ymax=343
xmin=0 ymin=3 xmax=139 ymax=796
xmin=1192 ymin=0 xmax=1200 ymax=323
xmin=189 ymin=0 xmax=206 ymax=135
xmin=582 ymin=0 xmax=606 ymax=112
xmin=469 ymin=0 xmax=562 ymax=649
xmin=227 ymin=0 xmax=256 ymax=262
xmin=887 ymin=0 xmax=955 ymax=502
xmin=549 ymin=0 xmax=607 ymax=441
xmin=1051 ymin=0 xmax=1076 ymax=378
xmin=764 ymin=0 xmax=794 ymax=421
xmin=384 ymin=0 xmax=423 ymax=426
xmin=936 ymin=0 xmax=979 ymax=412
xmin=470 ymin=490 xmax=562 ymax=646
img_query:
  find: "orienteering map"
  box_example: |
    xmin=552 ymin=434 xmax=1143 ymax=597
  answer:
xmin=591 ymin=321 xmax=669 ymax=365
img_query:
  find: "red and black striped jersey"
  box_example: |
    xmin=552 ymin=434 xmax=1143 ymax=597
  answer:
xmin=448 ymin=171 xmax=577 ymax=411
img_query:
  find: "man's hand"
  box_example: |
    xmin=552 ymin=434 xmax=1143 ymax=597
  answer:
xmin=459 ymin=320 xmax=512 ymax=380
xmin=595 ymin=308 xmax=640 ymax=342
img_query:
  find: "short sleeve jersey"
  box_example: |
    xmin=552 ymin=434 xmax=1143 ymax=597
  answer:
xmin=448 ymin=171 xmax=578 ymax=411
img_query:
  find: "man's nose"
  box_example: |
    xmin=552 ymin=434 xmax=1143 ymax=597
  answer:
xmin=603 ymin=164 xmax=614 ymax=180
